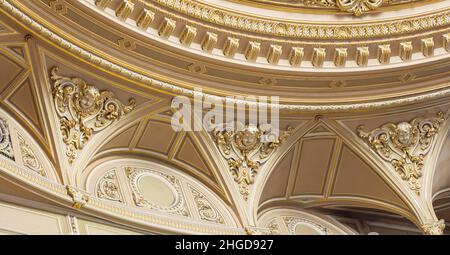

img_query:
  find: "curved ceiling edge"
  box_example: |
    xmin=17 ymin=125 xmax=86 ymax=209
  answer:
xmin=2 ymin=0 xmax=450 ymax=113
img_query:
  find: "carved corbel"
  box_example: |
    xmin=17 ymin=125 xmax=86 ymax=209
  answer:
xmin=422 ymin=219 xmax=446 ymax=235
xmin=66 ymin=185 xmax=89 ymax=209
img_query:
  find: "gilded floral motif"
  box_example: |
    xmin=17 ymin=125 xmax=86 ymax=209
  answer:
xmin=17 ymin=134 xmax=46 ymax=177
xmin=50 ymin=67 xmax=136 ymax=163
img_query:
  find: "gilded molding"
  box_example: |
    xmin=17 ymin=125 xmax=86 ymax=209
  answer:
xmin=334 ymin=48 xmax=347 ymax=67
xmin=289 ymin=47 xmax=304 ymax=67
xmin=146 ymin=0 xmax=450 ymax=39
xmin=190 ymin=186 xmax=225 ymax=224
xmin=50 ymin=67 xmax=136 ymax=163
xmin=357 ymin=112 xmax=445 ymax=195
xmin=422 ymin=219 xmax=446 ymax=235
xmin=377 ymin=44 xmax=391 ymax=64
xmin=0 ymin=118 xmax=14 ymax=161
xmin=356 ymin=47 xmax=369 ymax=67
xmin=312 ymin=48 xmax=326 ymax=67
xmin=96 ymin=169 xmax=123 ymax=203
xmin=211 ymin=123 xmax=292 ymax=200
xmin=266 ymin=45 xmax=282 ymax=65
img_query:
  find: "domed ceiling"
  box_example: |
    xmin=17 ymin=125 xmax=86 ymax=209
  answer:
xmin=0 ymin=0 xmax=448 ymax=235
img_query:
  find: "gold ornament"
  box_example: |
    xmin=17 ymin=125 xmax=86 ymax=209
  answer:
xmin=212 ymin=123 xmax=292 ymax=200
xmin=357 ymin=112 xmax=445 ymax=195
xmin=96 ymin=170 xmax=123 ymax=202
xmin=50 ymin=67 xmax=136 ymax=163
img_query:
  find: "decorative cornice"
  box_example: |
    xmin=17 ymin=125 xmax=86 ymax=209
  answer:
xmin=357 ymin=112 xmax=445 ymax=195
xmin=66 ymin=185 xmax=89 ymax=209
xmin=50 ymin=67 xmax=136 ymax=163
xmin=4 ymin=0 xmax=450 ymax=112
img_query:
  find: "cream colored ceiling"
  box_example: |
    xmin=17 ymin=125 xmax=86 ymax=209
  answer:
xmin=0 ymin=0 xmax=448 ymax=235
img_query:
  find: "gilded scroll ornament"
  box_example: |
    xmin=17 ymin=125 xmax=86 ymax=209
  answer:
xmin=190 ymin=187 xmax=224 ymax=224
xmin=50 ymin=67 xmax=136 ymax=163
xmin=357 ymin=112 xmax=445 ymax=195
xmin=18 ymin=135 xmax=46 ymax=177
xmin=96 ymin=170 xmax=123 ymax=202
xmin=0 ymin=118 xmax=14 ymax=160
xmin=422 ymin=219 xmax=445 ymax=235
xmin=211 ymin=123 xmax=292 ymax=200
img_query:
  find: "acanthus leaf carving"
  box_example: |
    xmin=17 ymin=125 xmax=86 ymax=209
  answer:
xmin=211 ymin=122 xmax=292 ymax=200
xmin=357 ymin=112 xmax=445 ymax=195
xmin=189 ymin=186 xmax=224 ymax=224
xmin=50 ymin=67 xmax=136 ymax=163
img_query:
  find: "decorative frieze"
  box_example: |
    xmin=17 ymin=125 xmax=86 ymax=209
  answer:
xmin=50 ymin=67 xmax=136 ymax=163
xmin=357 ymin=112 xmax=445 ymax=194
xmin=422 ymin=219 xmax=446 ymax=235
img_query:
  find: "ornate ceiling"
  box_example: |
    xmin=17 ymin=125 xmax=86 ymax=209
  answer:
xmin=0 ymin=0 xmax=448 ymax=235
